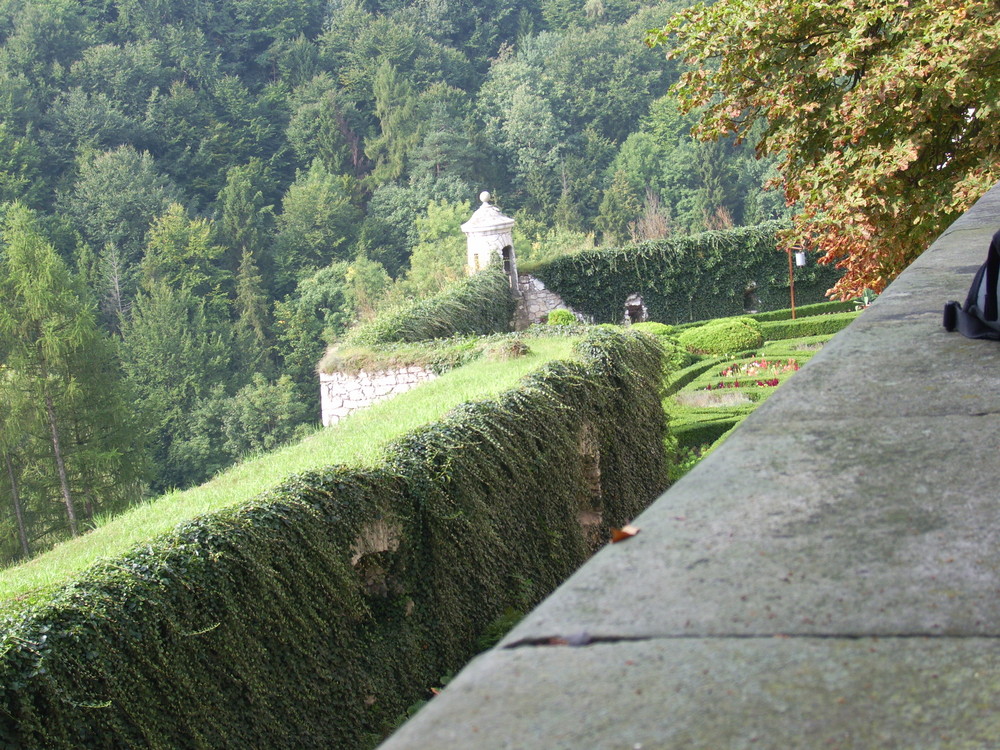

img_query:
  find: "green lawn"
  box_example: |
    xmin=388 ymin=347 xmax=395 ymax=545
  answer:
xmin=0 ymin=337 xmax=578 ymax=609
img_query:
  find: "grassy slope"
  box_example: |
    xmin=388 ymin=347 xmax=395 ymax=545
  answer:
xmin=0 ymin=337 xmax=577 ymax=609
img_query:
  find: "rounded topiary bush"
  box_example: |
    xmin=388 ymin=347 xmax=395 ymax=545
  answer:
xmin=630 ymin=321 xmax=692 ymax=371
xmin=547 ymin=308 xmax=576 ymax=326
xmin=678 ymin=317 xmax=763 ymax=355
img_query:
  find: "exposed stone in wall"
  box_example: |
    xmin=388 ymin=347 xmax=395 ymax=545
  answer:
xmin=320 ymin=367 xmax=438 ymax=427
xmin=622 ymin=293 xmax=649 ymax=325
xmin=576 ymin=420 xmax=604 ymax=551
xmin=515 ymin=274 xmax=592 ymax=329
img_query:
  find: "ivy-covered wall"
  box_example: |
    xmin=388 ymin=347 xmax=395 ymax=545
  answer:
xmin=524 ymin=222 xmax=844 ymax=324
xmin=0 ymin=329 xmax=668 ymax=749
xmin=343 ymin=267 xmax=516 ymax=347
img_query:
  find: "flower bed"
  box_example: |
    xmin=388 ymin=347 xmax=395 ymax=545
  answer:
xmin=718 ymin=359 xmax=799 ymax=378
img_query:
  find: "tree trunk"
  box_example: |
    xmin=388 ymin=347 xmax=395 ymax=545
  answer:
xmin=3 ymin=450 xmax=30 ymax=558
xmin=45 ymin=391 xmax=78 ymax=537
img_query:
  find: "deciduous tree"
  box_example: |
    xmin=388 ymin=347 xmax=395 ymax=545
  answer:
xmin=649 ymin=0 xmax=1000 ymax=296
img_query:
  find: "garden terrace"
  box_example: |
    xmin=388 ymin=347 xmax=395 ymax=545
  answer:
xmin=380 ymin=184 xmax=1000 ymax=748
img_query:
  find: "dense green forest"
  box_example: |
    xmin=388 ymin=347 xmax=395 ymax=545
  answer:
xmin=0 ymin=0 xmax=788 ymax=565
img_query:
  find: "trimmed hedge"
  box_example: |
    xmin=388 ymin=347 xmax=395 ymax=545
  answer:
xmin=344 ymin=267 xmax=515 ymax=347
xmin=527 ymin=222 xmax=843 ymax=324
xmin=678 ymin=317 xmax=764 ymax=355
xmin=671 ymin=416 xmax=744 ymax=449
xmin=629 ymin=322 xmax=692 ymax=371
xmin=663 ymin=357 xmax=728 ymax=397
xmin=0 ymin=329 xmax=668 ymax=749
xmin=758 ymin=311 xmax=859 ymax=340
xmin=749 ymin=300 xmax=857 ymax=322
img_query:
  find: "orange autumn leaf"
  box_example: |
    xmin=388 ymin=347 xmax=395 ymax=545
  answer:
xmin=610 ymin=524 xmax=640 ymax=543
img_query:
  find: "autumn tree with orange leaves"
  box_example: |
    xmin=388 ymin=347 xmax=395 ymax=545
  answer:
xmin=648 ymin=0 xmax=1000 ymax=297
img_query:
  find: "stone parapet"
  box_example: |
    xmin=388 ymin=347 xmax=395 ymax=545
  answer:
xmin=380 ymin=182 xmax=1000 ymax=748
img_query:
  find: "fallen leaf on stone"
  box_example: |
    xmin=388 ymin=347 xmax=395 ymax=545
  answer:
xmin=611 ymin=525 xmax=640 ymax=543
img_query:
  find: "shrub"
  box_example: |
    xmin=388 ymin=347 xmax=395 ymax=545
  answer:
xmin=630 ymin=321 xmax=692 ymax=371
xmin=663 ymin=357 xmax=727 ymax=397
xmin=629 ymin=321 xmax=674 ymax=336
xmin=678 ymin=317 xmax=763 ymax=355
xmin=344 ymin=267 xmax=515 ymax=347
xmin=758 ymin=311 xmax=858 ymax=340
xmin=546 ymin=308 xmax=576 ymax=326
xmin=749 ymin=300 xmax=856 ymax=322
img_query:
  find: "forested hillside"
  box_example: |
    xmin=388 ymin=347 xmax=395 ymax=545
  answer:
xmin=0 ymin=0 xmax=787 ymax=565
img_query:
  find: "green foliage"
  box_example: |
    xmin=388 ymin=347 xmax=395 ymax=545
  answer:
xmin=670 ymin=416 xmax=743 ymax=451
xmin=629 ymin=321 xmax=673 ymax=336
xmin=547 ymin=308 xmax=576 ymax=326
xmin=398 ymin=199 xmax=472 ymax=299
xmin=273 ymin=261 xmax=352 ymax=415
xmin=0 ymin=204 xmax=146 ymax=546
xmin=629 ymin=321 xmax=692 ymax=370
xmin=232 ymin=248 xmax=275 ymax=378
xmin=272 ymin=159 xmax=362 ymax=296
xmin=344 ymin=268 xmax=515 ymax=347
xmin=749 ymin=300 xmax=857 ymax=322
xmin=59 ymin=145 xmax=183 ymax=267
xmin=140 ymin=203 xmax=230 ymax=313
xmin=119 ymin=282 xmax=234 ymax=491
xmin=216 ymin=159 xmax=276 ymax=276
xmin=677 ymin=318 xmax=763 ymax=356
xmin=365 ymin=59 xmax=421 ymax=186
xmin=662 ymin=356 xmax=727 ymax=397
xmin=652 ymin=0 xmax=1000 ymax=296
xmin=0 ymin=123 xmax=44 ymax=208
xmin=530 ymin=222 xmax=843 ymax=324
xmin=0 ymin=329 xmax=669 ymax=749
xmin=757 ymin=311 xmax=858 ymax=341
xmin=221 ymin=374 xmax=312 ymax=459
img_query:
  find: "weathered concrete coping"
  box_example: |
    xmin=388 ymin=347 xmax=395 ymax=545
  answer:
xmin=380 ymin=183 xmax=1000 ymax=749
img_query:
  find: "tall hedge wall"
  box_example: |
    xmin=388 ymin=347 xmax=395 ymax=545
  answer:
xmin=344 ymin=267 xmax=515 ymax=347
xmin=0 ymin=329 xmax=668 ymax=749
xmin=525 ymin=222 xmax=844 ymax=324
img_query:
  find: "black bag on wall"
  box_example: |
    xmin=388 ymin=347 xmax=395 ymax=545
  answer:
xmin=943 ymin=229 xmax=1000 ymax=340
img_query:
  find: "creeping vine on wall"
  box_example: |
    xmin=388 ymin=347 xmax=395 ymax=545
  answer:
xmin=344 ymin=267 xmax=515 ymax=347
xmin=0 ymin=329 xmax=668 ymax=749
xmin=524 ymin=222 xmax=843 ymax=324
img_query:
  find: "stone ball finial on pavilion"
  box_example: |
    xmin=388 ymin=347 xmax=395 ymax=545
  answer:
xmin=461 ymin=190 xmax=519 ymax=294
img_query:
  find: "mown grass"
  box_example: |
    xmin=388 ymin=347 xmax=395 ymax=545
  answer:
xmin=0 ymin=337 xmax=578 ymax=609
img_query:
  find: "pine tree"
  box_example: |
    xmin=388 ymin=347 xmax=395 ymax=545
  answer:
xmin=233 ymin=248 xmax=275 ymax=379
xmin=365 ymin=59 xmax=421 ymax=185
xmin=217 ymin=159 xmax=276 ymax=277
xmin=0 ymin=204 xmax=145 ymax=538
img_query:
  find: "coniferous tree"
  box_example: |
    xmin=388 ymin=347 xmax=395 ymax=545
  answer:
xmin=0 ymin=203 xmax=144 ymax=538
xmin=233 ymin=248 xmax=275 ymax=378
xmin=365 ymin=59 xmax=421 ymax=185
xmin=120 ymin=281 xmax=233 ymax=491
xmin=217 ymin=160 xmax=276 ymax=277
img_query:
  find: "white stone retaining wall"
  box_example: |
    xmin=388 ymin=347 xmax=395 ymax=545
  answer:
xmin=320 ymin=367 xmax=438 ymax=426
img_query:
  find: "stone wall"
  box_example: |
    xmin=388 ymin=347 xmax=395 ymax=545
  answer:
xmin=515 ymin=274 xmax=591 ymax=328
xmin=320 ymin=367 xmax=438 ymax=426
